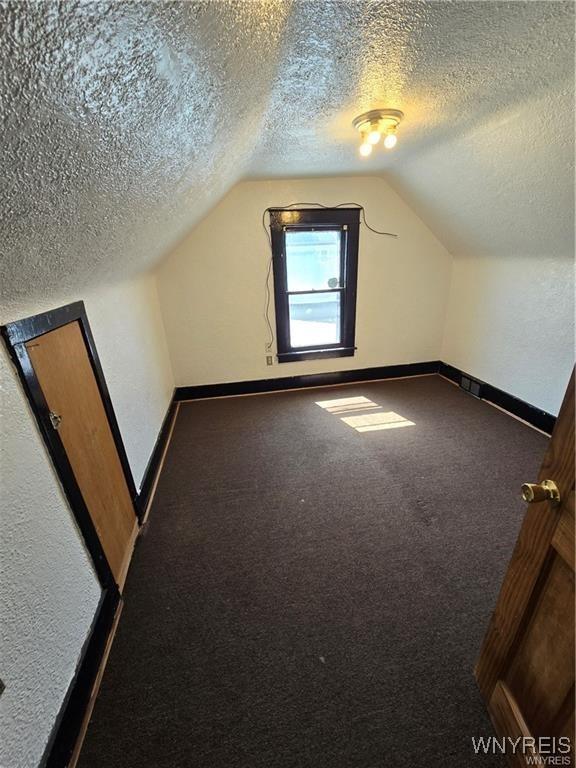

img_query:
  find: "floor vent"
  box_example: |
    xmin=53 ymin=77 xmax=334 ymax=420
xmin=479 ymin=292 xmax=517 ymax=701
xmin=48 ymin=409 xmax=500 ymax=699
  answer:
xmin=460 ymin=375 xmax=482 ymax=398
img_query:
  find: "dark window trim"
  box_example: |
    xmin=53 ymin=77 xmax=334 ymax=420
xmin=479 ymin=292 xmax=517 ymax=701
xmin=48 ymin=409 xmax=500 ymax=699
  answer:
xmin=277 ymin=347 xmax=356 ymax=363
xmin=269 ymin=208 xmax=360 ymax=363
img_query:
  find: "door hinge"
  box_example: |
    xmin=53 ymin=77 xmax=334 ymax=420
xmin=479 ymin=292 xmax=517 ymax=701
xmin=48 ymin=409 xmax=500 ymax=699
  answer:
xmin=49 ymin=411 xmax=62 ymax=430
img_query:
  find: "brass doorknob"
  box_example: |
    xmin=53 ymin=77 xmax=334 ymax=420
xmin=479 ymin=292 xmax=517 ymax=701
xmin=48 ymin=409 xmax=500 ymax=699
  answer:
xmin=521 ymin=480 xmax=560 ymax=504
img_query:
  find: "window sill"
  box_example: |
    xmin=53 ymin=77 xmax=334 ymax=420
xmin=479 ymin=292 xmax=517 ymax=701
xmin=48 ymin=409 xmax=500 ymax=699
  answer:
xmin=277 ymin=347 xmax=356 ymax=363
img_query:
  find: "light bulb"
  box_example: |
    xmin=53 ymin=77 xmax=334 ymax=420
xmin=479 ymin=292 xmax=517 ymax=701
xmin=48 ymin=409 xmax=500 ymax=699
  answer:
xmin=367 ymin=129 xmax=381 ymax=145
xmin=359 ymin=142 xmax=373 ymax=157
xmin=383 ymin=132 xmax=397 ymax=149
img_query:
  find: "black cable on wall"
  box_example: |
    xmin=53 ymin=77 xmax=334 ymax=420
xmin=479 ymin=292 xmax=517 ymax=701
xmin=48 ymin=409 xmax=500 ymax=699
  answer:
xmin=262 ymin=203 xmax=399 ymax=353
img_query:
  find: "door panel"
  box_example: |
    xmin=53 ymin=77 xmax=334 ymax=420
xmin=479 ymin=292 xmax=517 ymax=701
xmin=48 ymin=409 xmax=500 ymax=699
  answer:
xmin=476 ymin=371 xmax=575 ymax=764
xmin=505 ymin=550 xmax=574 ymax=734
xmin=26 ymin=320 xmax=137 ymax=584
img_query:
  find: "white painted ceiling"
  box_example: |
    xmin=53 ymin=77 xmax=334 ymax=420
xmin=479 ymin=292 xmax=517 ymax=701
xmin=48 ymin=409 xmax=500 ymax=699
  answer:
xmin=1 ymin=1 xmax=573 ymax=306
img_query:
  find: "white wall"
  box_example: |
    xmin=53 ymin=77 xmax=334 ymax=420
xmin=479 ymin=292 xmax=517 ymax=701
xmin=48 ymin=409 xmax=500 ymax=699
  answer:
xmin=0 ymin=272 xmax=174 ymax=767
xmin=157 ymin=177 xmax=453 ymax=385
xmin=83 ymin=276 xmax=175 ymax=487
xmin=0 ymin=344 xmax=101 ymax=768
xmin=441 ymin=255 xmax=574 ymax=416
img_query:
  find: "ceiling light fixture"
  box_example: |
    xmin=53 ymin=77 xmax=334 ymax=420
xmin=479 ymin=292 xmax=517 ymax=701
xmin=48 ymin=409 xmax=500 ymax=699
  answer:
xmin=353 ymin=109 xmax=404 ymax=157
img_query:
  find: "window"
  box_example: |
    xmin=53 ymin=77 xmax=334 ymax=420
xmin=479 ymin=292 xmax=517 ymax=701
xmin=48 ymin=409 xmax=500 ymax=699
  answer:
xmin=269 ymin=208 xmax=360 ymax=362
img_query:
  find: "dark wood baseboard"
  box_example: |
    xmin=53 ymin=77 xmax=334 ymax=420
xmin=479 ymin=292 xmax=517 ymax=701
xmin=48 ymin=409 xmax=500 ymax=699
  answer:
xmin=175 ymin=360 xmax=556 ymax=435
xmin=135 ymin=397 xmax=178 ymax=521
xmin=41 ymin=586 xmax=120 ymax=768
xmin=40 ymin=400 xmax=178 ymax=767
xmin=175 ymin=361 xmax=441 ymax=401
xmin=67 ymin=600 xmax=124 ymax=768
xmin=438 ymin=363 xmax=556 ymax=434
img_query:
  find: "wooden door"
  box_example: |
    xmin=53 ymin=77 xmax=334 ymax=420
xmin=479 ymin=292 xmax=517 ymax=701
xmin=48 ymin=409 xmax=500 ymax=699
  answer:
xmin=476 ymin=371 xmax=575 ymax=765
xmin=26 ymin=320 xmax=138 ymax=586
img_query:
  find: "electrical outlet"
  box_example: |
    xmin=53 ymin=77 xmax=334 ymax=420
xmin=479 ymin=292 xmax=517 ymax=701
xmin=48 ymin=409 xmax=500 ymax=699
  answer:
xmin=266 ymin=355 xmax=273 ymax=366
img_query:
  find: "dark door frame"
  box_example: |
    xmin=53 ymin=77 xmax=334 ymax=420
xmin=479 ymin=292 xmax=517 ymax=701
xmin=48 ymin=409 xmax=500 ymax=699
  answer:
xmin=1 ymin=300 xmax=140 ymax=767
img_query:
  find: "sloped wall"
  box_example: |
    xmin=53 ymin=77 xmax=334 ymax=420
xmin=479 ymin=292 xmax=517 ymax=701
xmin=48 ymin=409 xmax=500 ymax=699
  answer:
xmin=0 ymin=272 xmax=174 ymax=767
xmin=157 ymin=176 xmax=453 ymax=385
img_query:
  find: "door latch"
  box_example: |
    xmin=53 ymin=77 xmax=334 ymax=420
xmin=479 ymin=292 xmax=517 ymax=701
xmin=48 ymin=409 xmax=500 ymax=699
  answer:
xmin=49 ymin=411 xmax=62 ymax=431
xmin=521 ymin=479 xmax=561 ymax=505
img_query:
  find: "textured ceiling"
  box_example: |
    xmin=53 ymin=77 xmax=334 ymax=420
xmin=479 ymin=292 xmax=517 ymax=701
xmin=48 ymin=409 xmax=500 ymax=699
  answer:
xmin=1 ymin=1 xmax=573 ymax=306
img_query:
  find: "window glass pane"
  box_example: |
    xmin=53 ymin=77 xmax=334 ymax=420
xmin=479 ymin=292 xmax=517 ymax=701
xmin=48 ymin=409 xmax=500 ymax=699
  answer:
xmin=289 ymin=293 xmax=341 ymax=348
xmin=285 ymin=229 xmax=341 ymax=291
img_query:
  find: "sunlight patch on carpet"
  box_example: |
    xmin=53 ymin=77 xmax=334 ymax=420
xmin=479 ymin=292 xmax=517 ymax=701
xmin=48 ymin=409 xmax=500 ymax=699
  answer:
xmin=315 ymin=395 xmax=380 ymax=414
xmin=341 ymin=411 xmax=415 ymax=433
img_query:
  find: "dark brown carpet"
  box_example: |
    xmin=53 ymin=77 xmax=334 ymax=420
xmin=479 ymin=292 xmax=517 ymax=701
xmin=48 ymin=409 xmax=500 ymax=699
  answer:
xmin=78 ymin=375 xmax=547 ymax=768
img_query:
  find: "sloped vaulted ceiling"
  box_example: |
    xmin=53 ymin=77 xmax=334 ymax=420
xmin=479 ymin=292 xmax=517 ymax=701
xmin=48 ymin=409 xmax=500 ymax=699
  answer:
xmin=1 ymin=1 xmax=573 ymax=306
